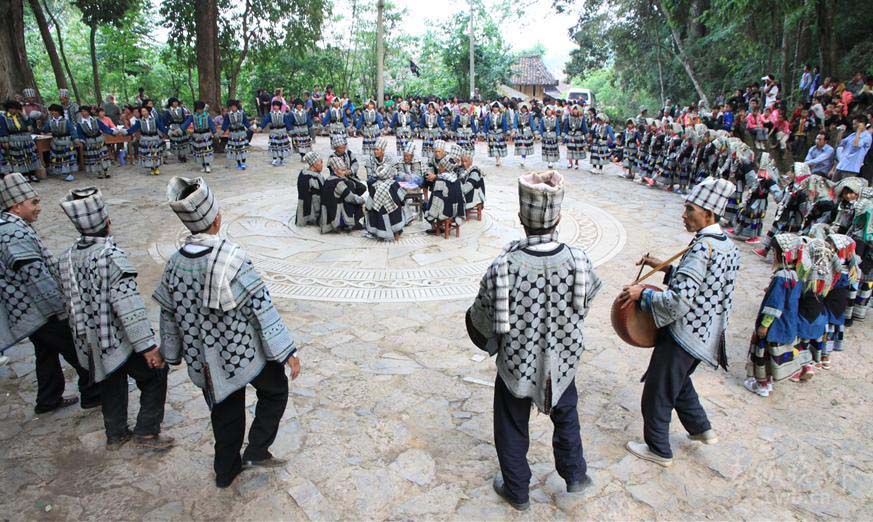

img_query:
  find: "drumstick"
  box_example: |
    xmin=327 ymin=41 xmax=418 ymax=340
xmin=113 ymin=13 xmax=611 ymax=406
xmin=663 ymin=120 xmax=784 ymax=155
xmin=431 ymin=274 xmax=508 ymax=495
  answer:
xmin=634 ymin=252 xmax=649 ymax=282
xmin=633 ymin=246 xmax=691 ymax=284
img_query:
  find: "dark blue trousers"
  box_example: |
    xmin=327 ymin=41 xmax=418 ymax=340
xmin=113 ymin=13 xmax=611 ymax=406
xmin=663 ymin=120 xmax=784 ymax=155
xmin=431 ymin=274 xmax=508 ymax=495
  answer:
xmin=641 ymin=330 xmax=712 ymax=459
xmin=493 ymin=375 xmax=586 ymax=504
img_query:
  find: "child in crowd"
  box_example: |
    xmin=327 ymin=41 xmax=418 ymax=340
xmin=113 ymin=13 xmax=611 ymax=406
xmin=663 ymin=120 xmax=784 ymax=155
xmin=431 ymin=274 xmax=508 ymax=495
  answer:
xmin=744 ymin=233 xmax=804 ymax=397
xmin=821 ymin=233 xmax=859 ymax=367
xmin=791 ymin=238 xmax=838 ymax=382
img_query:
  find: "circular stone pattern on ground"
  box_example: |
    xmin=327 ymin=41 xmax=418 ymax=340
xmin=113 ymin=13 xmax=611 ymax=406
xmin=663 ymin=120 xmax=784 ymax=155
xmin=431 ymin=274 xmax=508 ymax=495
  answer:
xmin=150 ymin=185 xmax=626 ymax=303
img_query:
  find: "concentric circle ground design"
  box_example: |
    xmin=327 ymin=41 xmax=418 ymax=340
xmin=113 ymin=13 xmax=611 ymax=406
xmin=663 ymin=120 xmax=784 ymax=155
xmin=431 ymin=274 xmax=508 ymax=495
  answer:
xmin=149 ymin=186 xmax=626 ymax=303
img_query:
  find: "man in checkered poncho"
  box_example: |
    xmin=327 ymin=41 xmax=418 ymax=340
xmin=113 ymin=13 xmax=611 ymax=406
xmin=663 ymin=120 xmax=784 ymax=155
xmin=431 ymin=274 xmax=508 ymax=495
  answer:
xmin=57 ymin=187 xmax=172 ymax=450
xmin=153 ymin=176 xmax=300 ymax=488
xmin=0 ymin=173 xmax=99 ymax=414
xmin=619 ymin=176 xmax=741 ymax=468
xmin=466 ymin=171 xmax=602 ymax=511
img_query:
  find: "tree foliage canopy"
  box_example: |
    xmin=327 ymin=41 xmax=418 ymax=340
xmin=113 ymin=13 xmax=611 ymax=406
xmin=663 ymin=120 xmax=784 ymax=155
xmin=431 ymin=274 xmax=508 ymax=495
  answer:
xmin=559 ymin=0 xmax=873 ymax=112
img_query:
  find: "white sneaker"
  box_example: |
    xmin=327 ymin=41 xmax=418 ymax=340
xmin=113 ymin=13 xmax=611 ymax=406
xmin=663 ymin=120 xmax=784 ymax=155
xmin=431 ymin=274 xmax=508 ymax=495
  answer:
xmin=743 ymin=378 xmax=770 ymax=397
xmin=200 ymin=166 xmax=206 ymax=173
xmin=626 ymin=441 xmax=673 ymax=467
xmin=688 ymin=429 xmax=719 ymax=445
xmin=205 ymin=166 xmax=211 ymax=173
xmin=271 ymin=159 xmax=279 ymax=166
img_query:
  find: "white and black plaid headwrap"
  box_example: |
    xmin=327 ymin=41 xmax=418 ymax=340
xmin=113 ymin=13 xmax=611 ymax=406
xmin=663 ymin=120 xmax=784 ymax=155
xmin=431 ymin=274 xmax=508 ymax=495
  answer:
xmin=327 ymin=155 xmax=347 ymax=174
xmin=60 ymin=187 xmax=109 ymax=235
xmin=433 ymin=140 xmax=447 ymax=152
xmin=22 ymin=88 xmax=35 ymax=98
xmin=303 ymin=151 xmax=321 ymax=166
xmin=489 ymin=231 xmax=592 ymax=334
xmin=403 ymin=141 xmax=416 ymax=155
xmin=685 ymin=176 xmax=735 ymax=217
xmin=59 ymin=89 xmax=69 ymax=98
xmin=374 ymin=137 xmax=389 ymax=151
xmin=447 ymin=144 xmax=464 ymax=158
xmin=0 ymin=173 xmax=38 ymax=210
xmin=331 ymin=134 xmax=348 ymax=148
xmin=517 ymin=171 xmax=565 ymax=230
xmin=437 ymin=155 xmax=456 ymax=173
xmin=167 ymin=176 xmax=220 ymax=233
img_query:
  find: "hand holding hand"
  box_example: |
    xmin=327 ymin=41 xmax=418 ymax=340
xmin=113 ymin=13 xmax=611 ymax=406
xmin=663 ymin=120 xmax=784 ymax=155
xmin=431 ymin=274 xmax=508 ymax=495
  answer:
xmin=143 ymin=347 xmax=166 ymax=369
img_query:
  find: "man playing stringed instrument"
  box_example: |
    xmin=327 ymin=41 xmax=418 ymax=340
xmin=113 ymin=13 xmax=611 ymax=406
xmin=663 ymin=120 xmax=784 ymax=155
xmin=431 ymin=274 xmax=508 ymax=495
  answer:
xmin=617 ymin=177 xmax=741 ymax=467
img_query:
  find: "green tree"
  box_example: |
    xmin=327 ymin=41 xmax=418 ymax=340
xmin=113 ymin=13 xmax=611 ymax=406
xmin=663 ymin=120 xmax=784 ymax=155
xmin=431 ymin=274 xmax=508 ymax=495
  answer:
xmin=72 ymin=0 xmax=137 ymax=104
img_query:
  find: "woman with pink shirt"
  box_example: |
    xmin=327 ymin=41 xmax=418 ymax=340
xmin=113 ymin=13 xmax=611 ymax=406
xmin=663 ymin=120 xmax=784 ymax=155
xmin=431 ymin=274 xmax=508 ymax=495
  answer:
xmin=771 ymin=110 xmax=790 ymax=151
xmin=271 ymin=89 xmax=290 ymax=112
xmin=746 ymin=108 xmax=768 ymax=150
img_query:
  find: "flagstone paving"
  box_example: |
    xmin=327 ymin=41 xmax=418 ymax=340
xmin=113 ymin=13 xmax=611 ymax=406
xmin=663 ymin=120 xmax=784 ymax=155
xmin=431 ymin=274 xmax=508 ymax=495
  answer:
xmin=1 ymin=135 xmax=871 ymax=520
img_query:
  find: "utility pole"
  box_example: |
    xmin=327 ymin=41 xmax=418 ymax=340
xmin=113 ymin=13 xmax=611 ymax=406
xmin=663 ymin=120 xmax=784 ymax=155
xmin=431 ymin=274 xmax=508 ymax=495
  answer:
xmin=468 ymin=0 xmax=475 ymax=99
xmin=376 ymin=0 xmax=385 ymax=108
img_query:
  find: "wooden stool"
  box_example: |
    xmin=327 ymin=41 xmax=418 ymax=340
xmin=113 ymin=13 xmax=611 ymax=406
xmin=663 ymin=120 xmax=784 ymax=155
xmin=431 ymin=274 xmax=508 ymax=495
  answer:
xmin=465 ymin=203 xmax=484 ymax=221
xmin=441 ymin=219 xmax=460 ymax=239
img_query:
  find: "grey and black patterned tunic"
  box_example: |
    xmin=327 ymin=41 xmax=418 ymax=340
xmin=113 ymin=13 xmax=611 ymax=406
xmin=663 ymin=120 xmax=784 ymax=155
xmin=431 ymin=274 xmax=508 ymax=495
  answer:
xmin=540 ymin=116 xmax=561 ymax=163
xmin=153 ymin=249 xmax=296 ymax=407
xmin=641 ymin=225 xmax=740 ymax=368
xmin=0 ymin=212 xmax=65 ymax=349
xmin=467 ymin=243 xmax=601 ymax=412
xmin=58 ymin=239 xmax=156 ymax=382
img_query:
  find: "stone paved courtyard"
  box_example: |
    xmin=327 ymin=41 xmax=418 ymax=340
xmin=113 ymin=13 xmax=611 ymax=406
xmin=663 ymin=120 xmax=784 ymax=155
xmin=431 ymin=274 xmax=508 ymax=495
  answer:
xmin=1 ymin=135 xmax=871 ymax=521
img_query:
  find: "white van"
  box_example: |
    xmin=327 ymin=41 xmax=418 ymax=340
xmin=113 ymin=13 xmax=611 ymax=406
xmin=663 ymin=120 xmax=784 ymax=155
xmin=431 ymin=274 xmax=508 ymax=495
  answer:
xmin=566 ymin=88 xmax=595 ymax=108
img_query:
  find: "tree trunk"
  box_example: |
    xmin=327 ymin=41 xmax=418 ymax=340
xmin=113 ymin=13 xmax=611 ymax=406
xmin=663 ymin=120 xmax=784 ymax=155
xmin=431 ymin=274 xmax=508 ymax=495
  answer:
xmin=44 ymin=0 xmax=81 ymax=103
xmin=376 ymin=0 xmax=385 ymax=107
xmin=226 ymin=0 xmax=252 ymax=102
xmin=186 ymin=61 xmax=196 ymax=105
xmin=657 ymin=0 xmax=709 ymax=108
xmin=779 ymin=12 xmax=791 ymax=96
xmin=88 ymin=23 xmax=102 ymax=104
xmin=815 ymin=0 xmax=837 ymax=76
xmin=688 ymin=0 xmax=707 ymax=40
xmin=0 ymin=0 xmax=39 ymax=101
xmin=194 ymin=0 xmax=221 ymax=112
xmin=28 ymin=0 xmax=66 ymax=97
xmin=656 ymin=44 xmax=665 ymax=106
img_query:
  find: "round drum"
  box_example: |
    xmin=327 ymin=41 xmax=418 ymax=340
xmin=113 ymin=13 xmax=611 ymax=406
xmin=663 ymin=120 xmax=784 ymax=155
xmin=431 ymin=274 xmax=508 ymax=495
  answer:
xmin=611 ymin=284 xmax=660 ymax=348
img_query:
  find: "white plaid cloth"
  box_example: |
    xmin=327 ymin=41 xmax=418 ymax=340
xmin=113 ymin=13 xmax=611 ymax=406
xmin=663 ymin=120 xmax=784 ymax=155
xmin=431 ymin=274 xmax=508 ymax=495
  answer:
xmin=403 ymin=141 xmax=416 ymax=155
xmin=0 ymin=173 xmax=38 ymax=210
xmin=303 ymin=151 xmax=321 ymax=166
xmin=60 ymin=187 xmax=109 ymax=235
xmin=167 ymin=176 xmax=220 ymax=233
xmin=374 ymin=137 xmax=389 ymax=151
xmin=370 ymin=164 xmax=400 ymax=213
xmin=60 ymin=236 xmax=114 ymax=351
xmin=489 ymin=232 xmax=592 ymax=334
xmin=834 ymin=176 xmax=868 ymax=198
xmin=185 ymin=234 xmax=247 ymax=311
xmin=685 ymin=176 xmax=735 ymax=217
xmin=518 ymin=171 xmax=564 ymax=230
xmin=433 ymin=140 xmax=447 ymax=152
